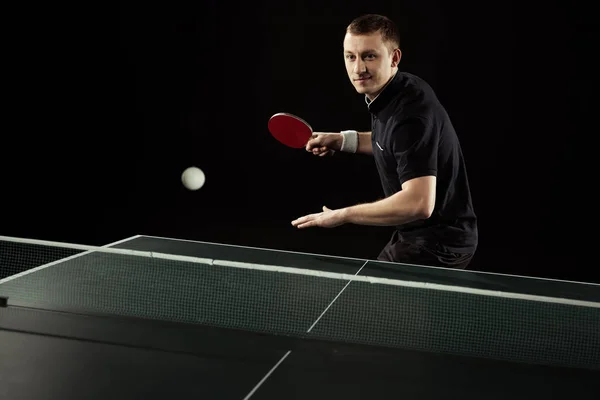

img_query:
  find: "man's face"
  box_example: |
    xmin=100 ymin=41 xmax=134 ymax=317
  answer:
xmin=343 ymin=31 xmax=400 ymax=100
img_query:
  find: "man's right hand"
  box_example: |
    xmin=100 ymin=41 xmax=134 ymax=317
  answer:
xmin=305 ymin=133 xmax=343 ymax=157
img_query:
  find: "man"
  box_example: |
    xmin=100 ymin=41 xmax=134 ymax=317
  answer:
xmin=291 ymin=14 xmax=478 ymax=269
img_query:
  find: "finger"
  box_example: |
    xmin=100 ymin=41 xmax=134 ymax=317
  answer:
xmin=291 ymin=215 xmax=311 ymax=226
xmin=307 ymin=144 xmax=323 ymax=153
xmin=292 ymin=213 xmax=321 ymax=227
xmin=322 ymin=206 xmax=331 ymax=211
xmin=295 ymin=220 xmax=316 ymax=229
xmin=308 ymin=136 xmax=325 ymax=145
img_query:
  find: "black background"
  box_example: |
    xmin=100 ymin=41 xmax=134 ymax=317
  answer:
xmin=2 ymin=1 xmax=596 ymax=283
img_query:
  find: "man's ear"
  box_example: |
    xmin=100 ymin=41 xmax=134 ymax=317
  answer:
xmin=392 ymin=48 xmax=402 ymax=67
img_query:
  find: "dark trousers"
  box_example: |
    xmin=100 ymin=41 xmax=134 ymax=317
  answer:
xmin=377 ymin=231 xmax=474 ymax=269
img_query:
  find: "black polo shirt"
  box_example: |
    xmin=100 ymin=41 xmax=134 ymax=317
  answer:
xmin=368 ymin=71 xmax=478 ymax=254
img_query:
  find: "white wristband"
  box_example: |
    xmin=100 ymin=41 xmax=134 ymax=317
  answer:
xmin=340 ymin=130 xmax=358 ymax=153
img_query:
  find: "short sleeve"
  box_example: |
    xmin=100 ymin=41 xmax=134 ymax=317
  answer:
xmin=392 ymin=116 xmax=438 ymax=186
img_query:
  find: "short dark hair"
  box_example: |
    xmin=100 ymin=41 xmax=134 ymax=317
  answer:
xmin=346 ymin=14 xmax=400 ymax=51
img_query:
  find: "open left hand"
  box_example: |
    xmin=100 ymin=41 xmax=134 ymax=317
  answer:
xmin=291 ymin=206 xmax=346 ymax=229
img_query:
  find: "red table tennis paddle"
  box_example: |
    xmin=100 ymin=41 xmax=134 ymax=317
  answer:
xmin=268 ymin=112 xmax=313 ymax=149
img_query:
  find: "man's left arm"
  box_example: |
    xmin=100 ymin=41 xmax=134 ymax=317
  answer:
xmin=341 ymin=175 xmax=436 ymax=226
xmin=291 ymin=115 xmax=438 ymax=229
xmin=342 ymin=113 xmax=439 ymax=226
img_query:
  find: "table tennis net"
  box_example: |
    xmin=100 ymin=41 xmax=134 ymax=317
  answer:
xmin=1 ymin=235 xmax=599 ymax=371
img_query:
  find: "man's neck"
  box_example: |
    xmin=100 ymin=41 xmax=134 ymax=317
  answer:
xmin=365 ymin=71 xmax=398 ymax=104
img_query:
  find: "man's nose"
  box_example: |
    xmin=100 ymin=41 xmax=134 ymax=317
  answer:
xmin=353 ymin=59 xmax=366 ymax=74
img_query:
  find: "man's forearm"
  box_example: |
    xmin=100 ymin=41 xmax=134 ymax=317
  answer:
xmin=357 ymin=131 xmax=372 ymax=155
xmin=341 ymin=190 xmax=430 ymax=226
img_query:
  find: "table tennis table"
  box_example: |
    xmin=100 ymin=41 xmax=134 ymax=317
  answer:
xmin=1 ymin=234 xmax=599 ymax=399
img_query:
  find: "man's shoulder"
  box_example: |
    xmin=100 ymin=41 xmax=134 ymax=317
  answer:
xmin=396 ymin=71 xmax=438 ymax=100
xmin=391 ymin=72 xmax=446 ymax=118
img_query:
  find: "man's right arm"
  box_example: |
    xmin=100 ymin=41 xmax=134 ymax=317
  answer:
xmin=306 ymin=131 xmax=372 ymax=156
xmin=356 ymin=131 xmax=372 ymax=155
xmin=340 ymin=130 xmax=373 ymax=155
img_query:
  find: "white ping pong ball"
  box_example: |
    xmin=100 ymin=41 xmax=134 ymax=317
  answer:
xmin=181 ymin=166 xmax=205 ymax=191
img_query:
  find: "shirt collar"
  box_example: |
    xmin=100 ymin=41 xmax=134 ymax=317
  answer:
xmin=365 ymin=71 xmax=403 ymax=115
